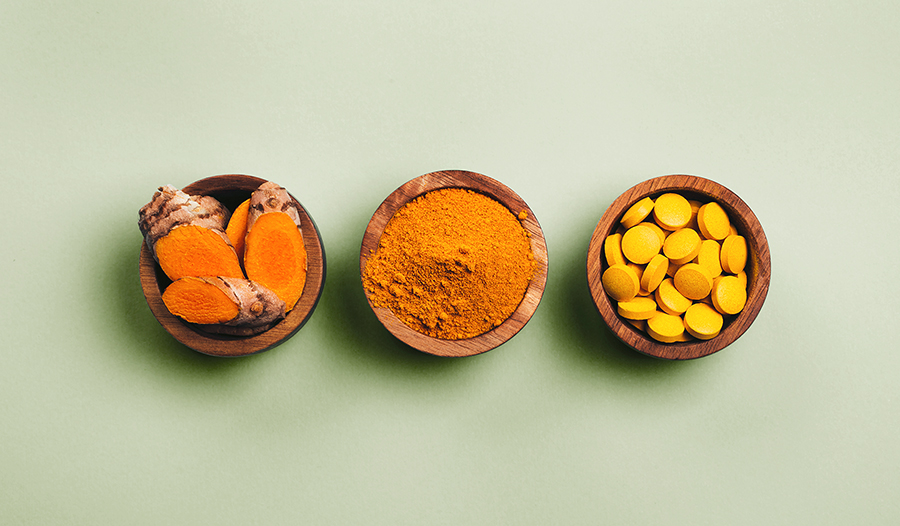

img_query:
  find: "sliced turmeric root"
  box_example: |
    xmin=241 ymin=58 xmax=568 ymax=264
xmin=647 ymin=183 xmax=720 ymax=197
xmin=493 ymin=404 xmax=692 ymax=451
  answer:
xmin=243 ymin=182 xmax=308 ymax=312
xmin=225 ymin=198 xmax=251 ymax=262
xmin=162 ymin=276 xmax=286 ymax=335
xmin=154 ymin=225 xmax=244 ymax=281
xmin=139 ymin=185 xmax=243 ymax=281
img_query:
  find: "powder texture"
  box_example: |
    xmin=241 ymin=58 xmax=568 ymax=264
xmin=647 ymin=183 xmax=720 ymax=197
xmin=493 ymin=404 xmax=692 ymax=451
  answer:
xmin=363 ymin=188 xmax=536 ymax=340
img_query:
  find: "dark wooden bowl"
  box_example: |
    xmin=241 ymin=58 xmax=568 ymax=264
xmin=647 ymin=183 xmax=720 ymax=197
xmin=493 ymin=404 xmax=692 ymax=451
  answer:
xmin=360 ymin=170 xmax=549 ymax=357
xmin=587 ymin=175 xmax=770 ymax=360
xmin=139 ymin=174 xmax=326 ymax=357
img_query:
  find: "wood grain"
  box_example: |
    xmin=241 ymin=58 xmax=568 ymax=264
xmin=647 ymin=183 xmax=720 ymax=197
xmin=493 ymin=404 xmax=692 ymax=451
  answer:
xmin=139 ymin=174 xmax=326 ymax=357
xmin=587 ymin=174 xmax=771 ymax=360
xmin=360 ymin=170 xmax=549 ymax=357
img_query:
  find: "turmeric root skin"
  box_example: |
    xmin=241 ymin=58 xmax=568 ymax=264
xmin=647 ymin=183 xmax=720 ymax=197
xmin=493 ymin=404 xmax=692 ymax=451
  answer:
xmin=162 ymin=276 xmax=286 ymax=335
xmin=244 ymin=182 xmax=308 ymax=312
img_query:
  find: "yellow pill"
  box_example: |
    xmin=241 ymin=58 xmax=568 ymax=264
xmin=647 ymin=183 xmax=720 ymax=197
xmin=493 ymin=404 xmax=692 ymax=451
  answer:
xmin=640 ymin=253 xmax=669 ymax=293
xmin=687 ymin=200 xmax=702 ymax=230
xmin=694 ymin=239 xmax=722 ymax=278
xmin=620 ymin=197 xmax=654 ymax=229
xmin=621 ymin=223 xmax=662 ymax=265
xmin=602 ymin=264 xmax=639 ymax=302
xmin=728 ymin=224 xmax=739 ymax=237
xmin=640 ymin=221 xmax=667 ymax=246
xmin=646 ymin=311 xmax=687 ymax=343
xmin=673 ymin=263 xmax=713 ymax=300
xmin=655 ymin=277 xmax=692 ymax=316
xmin=666 ymin=259 xmax=684 ymax=277
xmin=604 ymin=233 xmax=626 ymax=267
xmin=663 ymin=228 xmax=702 ymax=265
xmin=720 ymin=234 xmax=747 ymax=274
xmin=653 ymin=193 xmax=692 ymax=230
xmin=617 ymin=297 xmax=658 ymax=320
xmin=627 ymin=262 xmax=644 ymax=282
xmin=684 ymin=303 xmax=724 ymax=340
xmin=625 ymin=318 xmax=647 ymax=332
xmin=735 ymin=270 xmax=747 ymax=288
xmin=697 ymin=201 xmax=731 ymax=240
xmin=711 ymin=275 xmax=747 ymax=315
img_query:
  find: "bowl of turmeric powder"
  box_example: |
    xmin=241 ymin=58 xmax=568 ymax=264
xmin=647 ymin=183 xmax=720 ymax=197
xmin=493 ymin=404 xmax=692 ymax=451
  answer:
xmin=139 ymin=174 xmax=326 ymax=357
xmin=587 ymin=175 xmax=770 ymax=360
xmin=360 ymin=170 xmax=549 ymax=357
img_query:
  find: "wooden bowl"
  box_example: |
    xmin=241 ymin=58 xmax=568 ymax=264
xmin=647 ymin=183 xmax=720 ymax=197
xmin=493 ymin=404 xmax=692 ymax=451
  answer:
xmin=360 ymin=170 xmax=549 ymax=357
xmin=139 ymin=174 xmax=326 ymax=357
xmin=587 ymin=175 xmax=771 ymax=360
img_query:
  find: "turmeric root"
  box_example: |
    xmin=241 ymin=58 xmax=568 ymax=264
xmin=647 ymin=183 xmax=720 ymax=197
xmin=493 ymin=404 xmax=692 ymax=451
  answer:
xmin=243 ymin=182 xmax=308 ymax=312
xmin=138 ymin=185 xmax=244 ymax=281
xmin=162 ymin=276 xmax=286 ymax=335
xmin=225 ymin=198 xmax=251 ymax=262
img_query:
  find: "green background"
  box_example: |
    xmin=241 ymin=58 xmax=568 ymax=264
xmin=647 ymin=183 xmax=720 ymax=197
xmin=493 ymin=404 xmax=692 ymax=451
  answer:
xmin=3 ymin=1 xmax=898 ymax=524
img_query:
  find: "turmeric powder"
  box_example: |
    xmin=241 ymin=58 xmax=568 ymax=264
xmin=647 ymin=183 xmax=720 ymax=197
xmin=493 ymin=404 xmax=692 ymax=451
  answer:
xmin=363 ymin=188 xmax=536 ymax=340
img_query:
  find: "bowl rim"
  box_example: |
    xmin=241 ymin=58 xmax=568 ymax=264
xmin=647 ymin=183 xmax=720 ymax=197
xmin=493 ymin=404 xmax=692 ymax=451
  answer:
xmin=139 ymin=174 xmax=326 ymax=357
xmin=587 ymin=174 xmax=771 ymax=359
xmin=359 ymin=169 xmax=549 ymax=357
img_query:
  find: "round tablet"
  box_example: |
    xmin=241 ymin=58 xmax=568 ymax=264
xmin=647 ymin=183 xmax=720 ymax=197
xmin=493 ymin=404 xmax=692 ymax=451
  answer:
xmin=655 ymin=277 xmax=692 ymax=316
xmin=617 ymin=297 xmax=658 ymax=320
xmin=697 ymin=201 xmax=731 ymax=240
xmin=684 ymin=303 xmax=724 ymax=340
xmin=653 ymin=193 xmax=692 ymax=230
xmin=673 ymin=263 xmax=713 ymax=300
xmin=604 ymin=233 xmax=626 ymax=267
xmin=711 ymin=275 xmax=747 ymax=315
xmin=602 ymin=264 xmax=639 ymax=302
xmin=663 ymin=228 xmax=702 ymax=266
xmin=695 ymin=239 xmax=723 ymax=278
xmin=621 ymin=223 xmax=662 ymax=265
xmin=720 ymin=234 xmax=747 ymax=274
xmin=646 ymin=311 xmax=687 ymax=343
xmin=640 ymin=253 xmax=669 ymax=293
xmin=620 ymin=197 xmax=655 ymax=229
xmin=640 ymin=221 xmax=667 ymax=245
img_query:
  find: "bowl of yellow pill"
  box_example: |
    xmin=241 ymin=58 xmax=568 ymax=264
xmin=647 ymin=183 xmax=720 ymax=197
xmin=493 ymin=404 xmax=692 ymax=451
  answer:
xmin=586 ymin=174 xmax=770 ymax=360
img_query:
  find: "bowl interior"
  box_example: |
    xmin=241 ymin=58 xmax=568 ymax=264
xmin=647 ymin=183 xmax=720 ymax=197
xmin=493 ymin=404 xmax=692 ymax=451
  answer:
xmin=139 ymin=174 xmax=326 ymax=357
xmin=360 ymin=170 xmax=549 ymax=357
xmin=587 ymin=175 xmax=770 ymax=359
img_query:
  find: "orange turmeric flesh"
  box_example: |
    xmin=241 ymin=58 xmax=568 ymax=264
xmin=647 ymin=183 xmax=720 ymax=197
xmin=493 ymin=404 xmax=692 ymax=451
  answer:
xmin=225 ymin=199 xmax=251 ymax=261
xmin=162 ymin=277 xmax=240 ymax=324
xmin=154 ymin=225 xmax=245 ymax=281
xmin=243 ymin=212 xmax=307 ymax=312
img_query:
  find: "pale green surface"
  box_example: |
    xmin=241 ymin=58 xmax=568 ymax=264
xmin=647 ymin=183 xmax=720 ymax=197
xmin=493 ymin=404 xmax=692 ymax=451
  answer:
xmin=2 ymin=1 xmax=899 ymax=524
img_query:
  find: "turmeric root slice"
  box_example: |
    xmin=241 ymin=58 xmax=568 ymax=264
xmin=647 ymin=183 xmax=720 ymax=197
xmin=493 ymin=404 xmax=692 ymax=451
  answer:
xmin=139 ymin=185 xmax=242 ymax=281
xmin=162 ymin=276 xmax=286 ymax=335
xmin=244 ymin=182 xmax=308 ymax=312
xmin=154 ymin=225 xmax=245 ymax=281
xmin=225 ymin=198 xmax=251 ymax=262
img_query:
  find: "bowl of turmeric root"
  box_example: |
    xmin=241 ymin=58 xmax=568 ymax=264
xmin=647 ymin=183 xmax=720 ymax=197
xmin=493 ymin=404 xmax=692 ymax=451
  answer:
xmin=139 ymin=174 xmax=325 ymax=356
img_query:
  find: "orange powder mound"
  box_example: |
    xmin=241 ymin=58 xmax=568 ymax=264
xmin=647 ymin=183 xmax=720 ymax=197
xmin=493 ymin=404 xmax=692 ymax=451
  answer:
xmin=363 ymin=188 xmax=536 ymax=340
